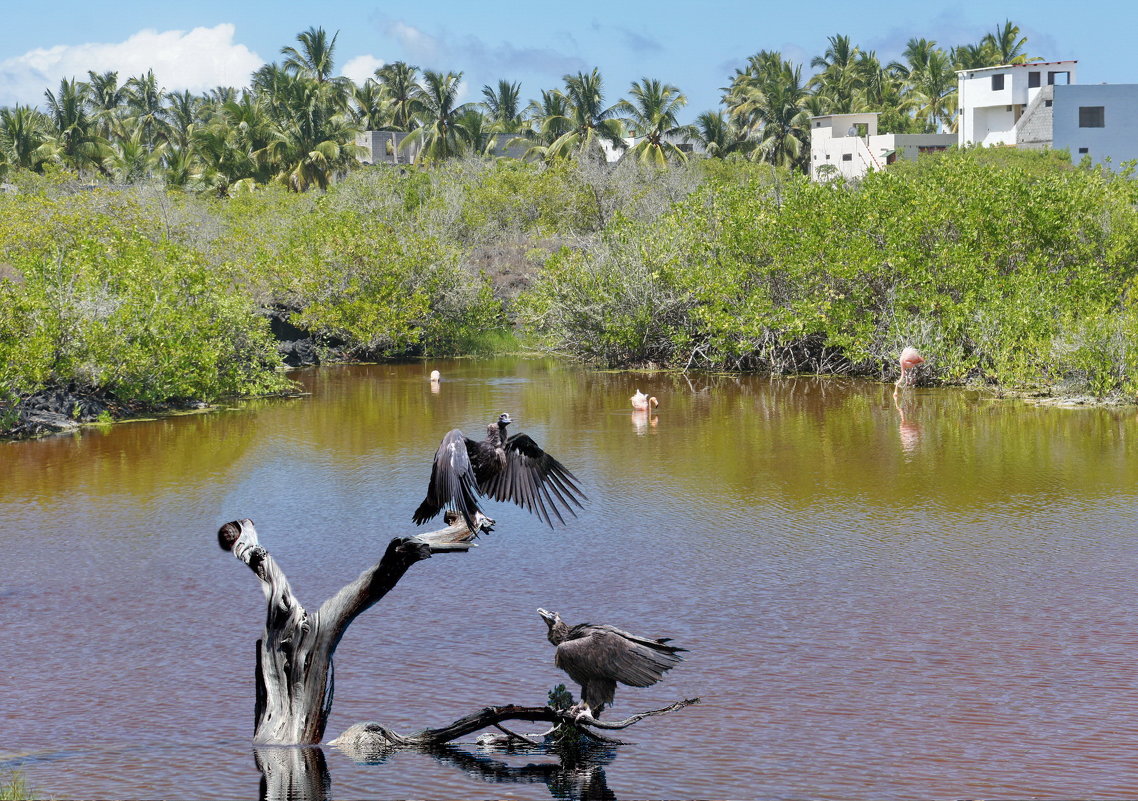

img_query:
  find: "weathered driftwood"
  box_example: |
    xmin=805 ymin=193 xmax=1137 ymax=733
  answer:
xmin=328 ymin=698 xmax=701 ymax=751
xmin=218 ymin=513 xmax=491 ymax=745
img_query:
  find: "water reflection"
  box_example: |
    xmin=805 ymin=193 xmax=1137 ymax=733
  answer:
xmin=255 ymin=746 xmax=330 ymax=801
xmin=629 ymin=409 xmax=657 ymax=436
xmin=893 ymin=387 xmax=923 ymax=456
xmin=250 ymin=738 xmax=622 ymax=801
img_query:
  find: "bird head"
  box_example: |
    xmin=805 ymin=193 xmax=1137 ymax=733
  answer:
xmin=497 ymin=412 xmax=513 ymax=427
xmin=538 ymin=608 xmax=567 ymax=644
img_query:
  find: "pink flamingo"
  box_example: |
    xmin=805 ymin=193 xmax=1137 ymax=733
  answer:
xmin=896 ymin=347 xmax=925 ymax=387
xmin=630 ymin=389 xmax=659 ymax=412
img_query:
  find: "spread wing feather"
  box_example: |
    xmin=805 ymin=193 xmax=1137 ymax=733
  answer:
xmin=481 ymin=433 xmax=586 ymax=528
xmin=412 ymin=429 xmax=482 ymax=530
xmin=555 ymin=624 xmax=685 ymax=696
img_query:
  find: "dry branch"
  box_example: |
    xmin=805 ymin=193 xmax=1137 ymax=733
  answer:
xmin=329 ymin=698 xmax=701 ymax=750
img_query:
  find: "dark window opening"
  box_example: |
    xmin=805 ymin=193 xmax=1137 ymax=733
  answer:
xmin=1079 ymin=106 xmax=1105 ymax=128
xmin=841 ymin=153 xmax=852 ymax=161
xmin=1048 ymin=71 xmax=1070 ymax=86
xmin=1044 ymin=100 xmax=1053 ymax=107
xmin=1028 ymin=72 xmax=1041 ymax=88
xmin=1078 ymin=147 xmax=1089 ymax=154
xmin=992 ymin=74 xmax=1005 ymax=90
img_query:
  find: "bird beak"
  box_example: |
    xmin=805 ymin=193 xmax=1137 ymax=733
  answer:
xmin=537 ymin=608 xmax=557 ymax=625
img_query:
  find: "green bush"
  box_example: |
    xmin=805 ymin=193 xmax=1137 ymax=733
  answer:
xmin=519 ymin=149 xmax=1138 ymax=397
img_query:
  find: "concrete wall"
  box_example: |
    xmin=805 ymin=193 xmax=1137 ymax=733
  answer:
xmin=1015 ymin=85 xmax=1055 ymax=148
xmin=1052 ymin=83 xmax=1138 ymax=168
xmin=957 ymin=62 xmax=1077 ymax=146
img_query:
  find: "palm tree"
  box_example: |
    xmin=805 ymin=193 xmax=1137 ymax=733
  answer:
xmin=399 ymin=70 xmax=471 ymax=163
xmin=165 ymin=90 xmax=201 ymax=149
xmin=107 ymin=118 xmax=167 ymax=182
xmin=43 ymin=78 xmax=108 ymax=175
xmin=281 ymin=26 xmax=341 ymax=83
xmin=723 ymin=50 xmax=810 ymax=168
xmin=85 ymin=70 xmax=127 ymax=139
xmin=455 ymin=108 xmax=498 ymax=157
xmin=481 ymin=80 xmax=526 ymax=133
xmin=351 ymin=79 xmax=392 ymax=130
xmin=906 ymin=49 xmax=958 ymax=132
xmin=375 ymin=61 xmax=422 ymax=130
xmin=693 ymin=110 xmax=752 ymax=159
xmin=952 ymin=43 xmax=996 ymax=70
xmin=752 ymin=69 xmax=811 ymax=170
xmin=124 ymin=70 xmax=167 ymax=149
xmin=543 ymin=68 xmax=625 ymax=161
xmin=0 ymin=105 xmax=55 ymax=172
xmin=982 ymin=20 xmax=1039 ymax=65
xmin=615 ymin=78 xmax=694 ymax=166
xmin=809 ymin=34 xmax=862 ymax=113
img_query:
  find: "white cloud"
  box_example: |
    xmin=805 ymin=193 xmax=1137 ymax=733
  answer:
xmin=389 ymin=22 xmax=442 ymax=62
xmin=341 ymin=54 xmax=385 ymax=85
xmin=0 ymin=23 xmax=264 ymax=107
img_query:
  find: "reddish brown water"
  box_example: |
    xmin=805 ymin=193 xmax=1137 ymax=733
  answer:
xmin=4 ymin=358 xmax=1138 ymax=799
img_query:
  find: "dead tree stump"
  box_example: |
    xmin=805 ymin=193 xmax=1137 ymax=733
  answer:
xmin=218 ymin=514 xmax=487 ymax=745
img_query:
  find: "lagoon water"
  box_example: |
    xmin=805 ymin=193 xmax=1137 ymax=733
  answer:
xmin=4 ymin=358 xmax=1138 ymax=800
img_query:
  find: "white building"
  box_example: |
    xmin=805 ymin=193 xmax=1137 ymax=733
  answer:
xmin=808 ymin=112 xmax=954 ymax=181
xmin=957 ymin=60 xmax=1138 ymax=167
xmin=1018 ymin=83 xmax=1138 ymax=167
xmin=956 ymin=61 xmax=1077 ymax=147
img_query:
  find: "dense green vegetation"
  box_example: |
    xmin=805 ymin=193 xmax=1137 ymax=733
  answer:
xmin=0 ymin=21 xmax=1040 ymax=185
xmin=521 ymin=149 xmax=1138 ymax=397
xmin=3 ymin=146 xmax=1137 ymax=437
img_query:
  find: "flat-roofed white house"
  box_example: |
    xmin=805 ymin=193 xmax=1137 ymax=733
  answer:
xmin=957 ymin=60 xmax=1138 ymax=167
xmin=956 ymin=61 xmax=1077 ymax=147
xmin=808 ymin=112 xmax=954 ymax=181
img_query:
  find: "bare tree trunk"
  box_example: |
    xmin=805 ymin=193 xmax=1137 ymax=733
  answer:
xmin=218 ymin=514 xmax=485 ymax=745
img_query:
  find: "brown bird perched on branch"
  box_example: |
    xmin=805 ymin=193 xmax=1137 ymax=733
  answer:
xmin=538 ymin=608 xmax=686 ymax=720
xmin=413 ymin=413 xmax=586 ymax=532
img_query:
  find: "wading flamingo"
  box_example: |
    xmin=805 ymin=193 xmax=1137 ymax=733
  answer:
xmin=630 ymin=389 xmax=659 ymax=412
xmin=896 ymin=347 xmax=925 ymax=387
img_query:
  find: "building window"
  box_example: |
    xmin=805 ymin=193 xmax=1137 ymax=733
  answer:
xmin=1078 ymin=147 xmax=1089 ymax=154
xmin=1048 ymin=71 xmax=1070 ymax=86
xmin=1079 ymin=106 xmax=1105 ymax=128
xmin=842 ymin=153 xmax=852 ymax=161
xmin=992 ymin=74 xmax=1005 ymax=91
xmin=1028 ymin=72 xmax=1041 ymax=88
xmin=1044 ymin=100 xmax=1053 ymax=107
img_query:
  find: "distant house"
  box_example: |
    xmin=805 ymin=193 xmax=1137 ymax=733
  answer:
xmin=356 ymin=131 xmax=419 ymax=165
xmin=355 ymin=131 xmax=530 ymax=165
xmin=956 ymin=61 xmax=1077 ymax=147
xmin=808 ymin=112 xmax=954 ymax=181
xmin=956 ymin=60 xmax=1138 ymax=167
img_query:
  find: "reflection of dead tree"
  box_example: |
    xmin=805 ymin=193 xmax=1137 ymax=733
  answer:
xmin=218 ymin=513 xmax=489 ymax=745
xmin=425 ymin=741 xmax=619 ymax=801
xmin=253 ymin=745 xmax=330 ymax=801
xmin=329 ymin=699 xmax=700 ymax=750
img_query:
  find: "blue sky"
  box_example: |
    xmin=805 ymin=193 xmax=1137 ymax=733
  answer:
xmin=0 ymin=0 xmax=1131 ymax=121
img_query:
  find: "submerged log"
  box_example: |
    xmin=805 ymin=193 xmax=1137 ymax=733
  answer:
xmin=218 ymin=513 xmax=491 ymax=745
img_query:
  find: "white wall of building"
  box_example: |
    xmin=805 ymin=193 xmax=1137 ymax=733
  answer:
xmin=1052 ymin=83 xmax=1138 ymax=168
xmin=957 ymin=61 xmax=1077 ymax=146
xmin=810 ymin=113 xmax=952 ymax=181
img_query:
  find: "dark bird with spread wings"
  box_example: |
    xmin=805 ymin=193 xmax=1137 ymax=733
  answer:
xmin=412 ymin=413 xmax=586 ymax=531
xmin=538 ymin=608 xmax=686 ymax=720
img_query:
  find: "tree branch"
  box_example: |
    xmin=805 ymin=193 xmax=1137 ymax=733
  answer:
xmin=328 ymin=698 xmax=701 ymax=750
